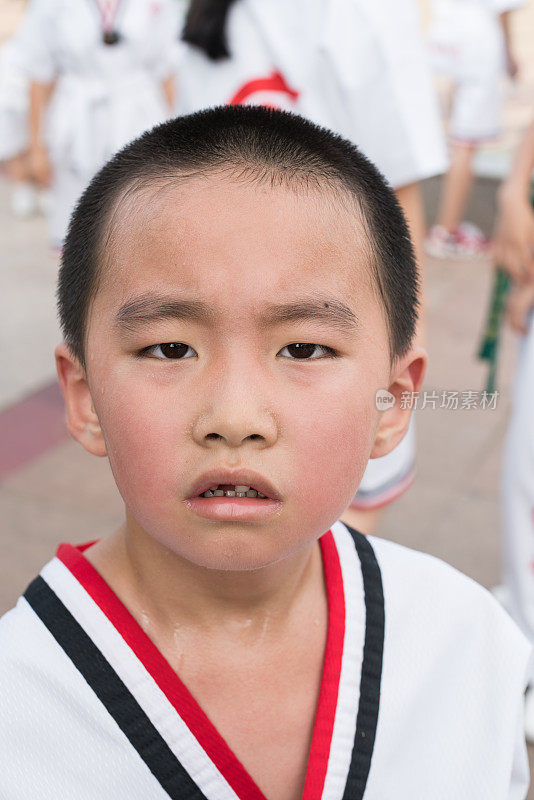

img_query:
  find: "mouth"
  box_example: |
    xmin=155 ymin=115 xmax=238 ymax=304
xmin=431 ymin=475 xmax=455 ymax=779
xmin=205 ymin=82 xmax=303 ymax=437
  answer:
xmin=186 ymin=471 xmax=281 ymax=521
xmin=189 ymin=470 xmax=280 ymax=502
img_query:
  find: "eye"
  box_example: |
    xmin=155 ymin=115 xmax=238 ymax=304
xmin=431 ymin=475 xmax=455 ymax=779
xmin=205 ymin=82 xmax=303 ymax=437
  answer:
xmin=140 ymin=342 xmax=197 ymax=359
xmin=277 ymin=343 xmax=338 ymax=359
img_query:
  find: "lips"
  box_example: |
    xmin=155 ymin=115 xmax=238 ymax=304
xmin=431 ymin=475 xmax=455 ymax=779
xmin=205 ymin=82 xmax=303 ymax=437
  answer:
xmin=188 ymin=470 xmax=280 ymax=501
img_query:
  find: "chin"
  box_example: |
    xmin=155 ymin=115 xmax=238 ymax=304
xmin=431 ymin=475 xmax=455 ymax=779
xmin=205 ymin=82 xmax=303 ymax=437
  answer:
xmin=196 ymin=544 xmax=289 ymax=572
xmin=181 ymin=531 xmax=309 ymax=573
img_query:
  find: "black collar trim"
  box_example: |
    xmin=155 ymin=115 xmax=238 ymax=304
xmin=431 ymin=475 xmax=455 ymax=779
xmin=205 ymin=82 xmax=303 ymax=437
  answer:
xmin=341 ymin=526 xmax=385 ymax=799
xmin=24 ymin=575 xmax=208 ymax=800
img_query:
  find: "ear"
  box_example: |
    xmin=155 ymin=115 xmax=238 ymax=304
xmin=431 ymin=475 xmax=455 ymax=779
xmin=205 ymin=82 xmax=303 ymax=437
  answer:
xmin=55 ymin=342 xmax=107 ymax=457
xmin=370 ymin=346 xmax=427 ymax=459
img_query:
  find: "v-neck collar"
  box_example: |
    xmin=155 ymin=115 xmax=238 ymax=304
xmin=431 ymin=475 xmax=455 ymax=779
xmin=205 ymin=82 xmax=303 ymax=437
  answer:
xmin=54 ymin=530 xmax=346 ymax=800
xmin=25 ymin=524 xmax=384 ymax=799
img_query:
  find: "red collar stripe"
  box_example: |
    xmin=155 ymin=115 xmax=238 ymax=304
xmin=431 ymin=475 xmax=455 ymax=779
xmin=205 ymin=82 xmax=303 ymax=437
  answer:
xmin=57 ymin=543 xmax=267 ymax=800
xmin=302 ymin=531 xmax=345 ymax=799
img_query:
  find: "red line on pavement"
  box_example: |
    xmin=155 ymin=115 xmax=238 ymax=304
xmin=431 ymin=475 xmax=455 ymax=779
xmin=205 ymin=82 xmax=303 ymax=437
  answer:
xmin=0 ymin=381 xmax=68 ymax=482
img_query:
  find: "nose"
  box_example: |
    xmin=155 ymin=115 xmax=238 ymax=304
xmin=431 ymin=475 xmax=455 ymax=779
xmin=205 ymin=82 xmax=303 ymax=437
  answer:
xmin=191 ymin=370 xmax=279 ymax=450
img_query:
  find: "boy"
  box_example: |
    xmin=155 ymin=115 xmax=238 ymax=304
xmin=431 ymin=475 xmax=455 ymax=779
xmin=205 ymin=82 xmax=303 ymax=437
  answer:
xmin=0 ymin=106 xmax=529 ymax=799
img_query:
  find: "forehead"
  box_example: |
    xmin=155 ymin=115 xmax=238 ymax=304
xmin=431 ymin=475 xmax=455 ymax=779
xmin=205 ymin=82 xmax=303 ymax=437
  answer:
xmin=93 ymin=173 xmax=378 ymax=322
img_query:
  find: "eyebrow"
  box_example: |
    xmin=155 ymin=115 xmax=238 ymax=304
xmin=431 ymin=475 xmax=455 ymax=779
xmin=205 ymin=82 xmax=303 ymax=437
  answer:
xmin=114 ymin=292 xmax=359 ymax=334
xmin=260 ymin=298 xmax=359 ymax=333
xmin=114 ymin=294 xmax=215 ymax=331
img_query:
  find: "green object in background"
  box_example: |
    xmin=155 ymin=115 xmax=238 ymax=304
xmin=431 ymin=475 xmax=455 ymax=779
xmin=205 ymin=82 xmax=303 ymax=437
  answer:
xmin=478 ymin=268 xmax=511 ymax=394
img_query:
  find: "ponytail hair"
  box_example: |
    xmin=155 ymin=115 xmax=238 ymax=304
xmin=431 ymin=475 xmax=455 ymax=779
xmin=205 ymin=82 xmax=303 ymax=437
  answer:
xmin=182 ymin=0 xmax=240 ymax=61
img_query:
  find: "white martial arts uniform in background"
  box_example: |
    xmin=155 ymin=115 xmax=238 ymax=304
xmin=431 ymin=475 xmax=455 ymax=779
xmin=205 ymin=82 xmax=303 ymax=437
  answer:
xmin=15 ymin=0 xmax=179 ymax=246
xmin=0 ymin=522 xmax=529 ymax=798
xmin=0 ymin=39 xmax=30 ymax=163
xmin=176 ymin=0 xmax=447 ymax=510
xmin=502 ymin=317 xmax=534 ymax=690
xmin=428 ymin=0 xmax=523 ymax=144
xmin=176 ymin=0 xmax=446 ymax=188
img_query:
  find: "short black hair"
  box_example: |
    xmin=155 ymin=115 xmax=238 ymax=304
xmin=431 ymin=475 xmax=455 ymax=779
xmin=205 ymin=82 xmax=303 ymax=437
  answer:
xmin=58 ymin=105 xmax=418 ymax=368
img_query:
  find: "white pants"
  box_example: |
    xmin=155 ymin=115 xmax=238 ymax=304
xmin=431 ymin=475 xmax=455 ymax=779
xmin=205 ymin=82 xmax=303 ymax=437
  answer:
xmin=429 ymin=4 xmax=504 ymax=142
xmin=351 ymin=417 xmax=416 ymax=510
xmin=502 ymin=317 xmax=534 ymax=682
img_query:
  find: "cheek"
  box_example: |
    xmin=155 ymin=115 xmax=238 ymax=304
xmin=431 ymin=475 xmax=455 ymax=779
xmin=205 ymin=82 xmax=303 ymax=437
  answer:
xmin=287 ymin=390 xmax=377 ymax=515
xmin=95 ymin=380 xmax=186 ymax=511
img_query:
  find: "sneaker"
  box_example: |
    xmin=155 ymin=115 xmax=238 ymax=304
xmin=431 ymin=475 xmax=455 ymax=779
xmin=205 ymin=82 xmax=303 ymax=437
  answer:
xmin=452 ymin=222 xmax=489 ymax=258
xmin=10 ymin=182 xmax=37 ymax=218
xmin=425 ymin=225 xmax=457 ymax=258
xmin=525 ymin=685 xmax=534 ymax=744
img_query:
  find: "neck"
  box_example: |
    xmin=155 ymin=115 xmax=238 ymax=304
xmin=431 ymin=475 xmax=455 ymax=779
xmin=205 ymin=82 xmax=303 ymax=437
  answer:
xmin=92 ymin=515 xmax=325 ymax=640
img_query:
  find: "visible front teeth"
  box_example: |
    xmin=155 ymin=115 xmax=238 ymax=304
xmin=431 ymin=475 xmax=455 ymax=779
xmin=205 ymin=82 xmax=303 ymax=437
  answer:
xmin=200 ymin=485 xmax=266 ymax=498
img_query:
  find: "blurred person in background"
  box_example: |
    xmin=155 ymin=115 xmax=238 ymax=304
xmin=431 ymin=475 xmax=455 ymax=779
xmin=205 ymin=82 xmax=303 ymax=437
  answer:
xmin=492 ymin=116 xmax=534 ymax=740
xmin=426 ymin=0 xmax=523 ymax=258
xmin=0 ymin=4 xmax=48 ymax=218
xmin=14 ymin=0 xmax=178 ymax=249
xmin=176 ymin=0 xmax=447 ymax=534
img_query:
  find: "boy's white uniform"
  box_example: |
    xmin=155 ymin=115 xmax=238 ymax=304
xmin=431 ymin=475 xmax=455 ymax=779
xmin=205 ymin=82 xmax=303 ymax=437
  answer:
xmin=0 ymin=522 xmax=529 ymax=798
xmin=428 ymin=0 xmax=523 ymax=143
xmin=15 ymin=0 xmax=178 ymax=246
xmin=176 ymin=0 xmax=446 ymax=508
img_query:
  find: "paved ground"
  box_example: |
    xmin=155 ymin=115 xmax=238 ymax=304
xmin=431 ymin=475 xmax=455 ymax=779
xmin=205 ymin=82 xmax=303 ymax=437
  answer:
xmin=2 ymin=0 xmax=534 ymax=789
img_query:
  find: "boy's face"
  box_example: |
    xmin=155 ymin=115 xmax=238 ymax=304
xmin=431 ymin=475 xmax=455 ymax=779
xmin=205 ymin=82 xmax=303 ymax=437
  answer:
xmin=59 ymin=174 xmax=424 ymax=570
